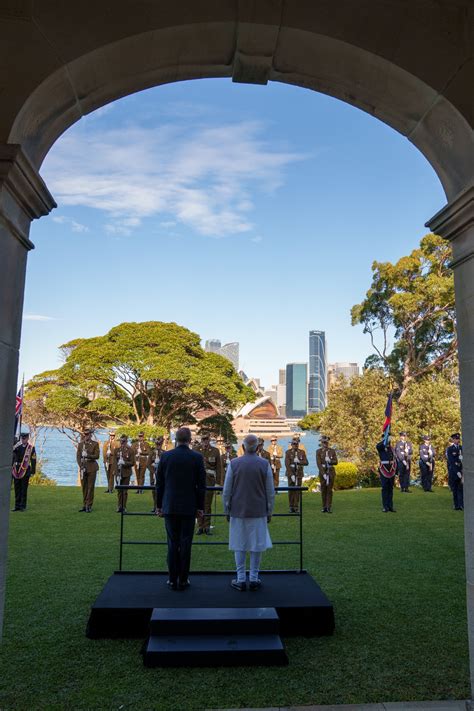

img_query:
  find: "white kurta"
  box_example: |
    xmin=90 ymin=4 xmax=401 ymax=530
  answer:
xmin=223 ymin=458 xmax=275 ymax=552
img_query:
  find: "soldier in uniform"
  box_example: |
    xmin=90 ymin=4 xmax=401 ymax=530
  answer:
xmin=132 ymin=431 xmax=151 ymax=493
xmin=419 ymin=434 xmax=436 ymax=492
xmin=447 ymin=432 xmax=463 ymax=510
xmin=147 ymin=435 xmax=165 ymax=511
xmin=115 ymin=434 xmax=135 ymax=513
xmin=291 ymin=432 xmax=307 ymax=454
xmin=376 ymin=436 xmax=397 ymax=512
xmin=284 ymin=438 xmax=308 ymax=513
xmin=216 ymin=436 xmax=226 ymax=456
xmin=11 ymin=432 xmax=36 ymax=511
xmin=196 ymin=433 xmax=223 ymax=534
xmin=268 ymin=436 xmax=283 ymax=490
xmin=163 ymin=434 xmax=173 ymax=451
xmin=316 ymin=435 xmax=338 ymax=513
xmin=102 ymin=430 xmax=119 ymax=493
xmin=257 ymin=438 xmax=272 ymax=466
xmin=394 ymin=431 xmax=413 ymax=492
xmin=220 ymin=442 xmax=237 ymax=485
xmin=77 ymin=429 xmax=100 ymax=513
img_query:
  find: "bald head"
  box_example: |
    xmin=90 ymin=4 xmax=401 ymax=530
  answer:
xmin=243 ymin=434 xmax=258 ymax=454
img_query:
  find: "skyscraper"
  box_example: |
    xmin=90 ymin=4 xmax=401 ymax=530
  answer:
xmin=205 ymin=339 xmax=221 ymax=353
xmin=219 ymin=342 xmax=239 ymax=370
xmin=308 ymin=330 xmax=326 ymax=412
xmin=286 ymin=363 xmax=308 ymax=418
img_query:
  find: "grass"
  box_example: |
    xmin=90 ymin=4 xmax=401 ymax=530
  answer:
xmin=0 ymin=485 xmax=469 ymax=710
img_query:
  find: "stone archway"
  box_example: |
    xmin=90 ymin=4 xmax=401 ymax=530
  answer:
xmin=1 ymin=0 xmax=473 ymax=691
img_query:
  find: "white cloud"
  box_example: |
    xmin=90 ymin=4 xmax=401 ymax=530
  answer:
xmin=43 ymin=121 xmax=303 ymax=238
xmin=52 ymin=215 xmax=89 ymax=233
xmin=23 ymin=314 xmax=56 ymax=322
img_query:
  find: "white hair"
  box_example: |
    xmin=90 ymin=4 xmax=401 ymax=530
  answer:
xmin=243 ymin=434 xmax=258 ymax=454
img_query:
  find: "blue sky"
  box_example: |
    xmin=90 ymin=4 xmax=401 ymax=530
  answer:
xmin=20 ymin=78 xmax=446 ymax=388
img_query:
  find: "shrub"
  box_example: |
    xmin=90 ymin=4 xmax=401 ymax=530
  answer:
xmin=334 ymin=461 xmax=359 ymax=490
xmin=303 ymin=476 xmax=319 ymax=492
xmin=29 ymin=467 xmax=57 ymax=487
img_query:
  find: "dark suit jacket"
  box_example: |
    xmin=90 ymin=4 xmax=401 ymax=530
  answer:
xmin=155 ymin=444 xmax=206 ymax=516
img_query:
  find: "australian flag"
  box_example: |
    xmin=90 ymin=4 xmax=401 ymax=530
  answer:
xmin=382 ymin=393 xmax=393 ymax=446
xmin=14 ymin=383 xmax=23 ymax=438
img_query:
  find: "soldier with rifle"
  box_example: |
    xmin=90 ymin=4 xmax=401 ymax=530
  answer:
xmin=147 ymin=435 xmax=166 ymax=512
xmin=220 ymin=442 xmax=237 ymax=485
xmin=268 ymin=436 xmax=283 ymax=489
xmin=115 ymin=434 xmax=134 ymax=513
xmin=77 ymin=429 xmax=100 ymax=513
xmin=102 ymin=430 xmax=119 ymax=493
xmin=419 ymin=434 xmax=436 ymax=492
xmin=316 ymin=435 xmax=338 ymax=513
xmin=132 ymin=431 xmax=151 ymax=494
xmin=284 ymin=438 xmax=308 ymax=513
xmin=394 ymin=431 xmax=413 ymax=493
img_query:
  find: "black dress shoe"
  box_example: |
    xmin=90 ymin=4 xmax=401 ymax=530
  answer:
xmin=204 ymin=529 xmax=213 ymax=535
xmin=382 ymin=508 xmax=389 ymax=513
xmin=389 ymin=508 xmax=397 ymax=512
xmin=196 ymin=528 xmax=204 ymax=535
xmin=249 ymin=580 xmax=262 ymax=591
xmin=231 ymin=579 xmax=246 ymax=591
xmin=78 ymin=507 xmax=87 ymax=512
xmin=86 ymin=507 xmax=92 ymax=513
xmin=179 ymin=579 xmax=190 ymax=589
xmin=11 ymin=507 xmax=21 ymax=512
xmin=321 ymin=508 xmax=327 ymax=513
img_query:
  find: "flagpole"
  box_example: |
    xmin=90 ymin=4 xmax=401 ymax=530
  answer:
xmin=19 ymin=373 xmax=24 ymax=436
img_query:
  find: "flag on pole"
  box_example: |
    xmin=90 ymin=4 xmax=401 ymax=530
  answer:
xmin=382 ymin=392 xmax=393 ymax=446
xmin=14 ymin=381 xmax=24 ymax=439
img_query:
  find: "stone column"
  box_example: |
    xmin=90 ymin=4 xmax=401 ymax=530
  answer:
xmin=427 ymin=185 xmax=474 ymax=692
xmin=0 ymin=145 xmax=55 ymax=639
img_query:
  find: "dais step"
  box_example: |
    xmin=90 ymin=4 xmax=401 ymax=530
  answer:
xmin=150 ymin=606 xmax=280 ymax=636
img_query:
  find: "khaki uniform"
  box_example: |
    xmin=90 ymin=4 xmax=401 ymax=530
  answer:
xmin=220 ymin=448 xmax=237 ymax=484
xmin=316 ymin=446 xmax=338 ymax=511
xmin=258 ymin=448 xmax=272 ymax=467
xmin=102 ymin=438 xmax=119 ymax=492
xmin=77 ymin=439 xmax=100 ymax=509
xmin=132 ymin=439 xmax=152 ymax=489
xmin=115 ymin=443 xmax=135 ymax=511
xmin=196 ymin=445 xmax=223 ymax=531
xmin=285 ymin=447 xmax=308 ymax=512
xmin=268 ymin=443 xmax=284 ymax=488
xmin=147 ymin=444 xmax=165 ymax=509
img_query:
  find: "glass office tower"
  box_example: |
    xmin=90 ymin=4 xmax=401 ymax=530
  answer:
xmin=286 ymin=363 xmax=308 ymax=418
xmin=308 ymin=330 xmax=326 ymax=412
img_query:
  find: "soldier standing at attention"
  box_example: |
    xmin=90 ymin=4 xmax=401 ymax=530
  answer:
xmin=132 ymin=431 xmax=151 ymax=494
xmin=11 ymin=432 xmax=36 ymax=512
xmin=196 ymin=433 xmax=222 ymax=535
xmin=316 ymin=435 xmax=338 ymax=513
xmin=419 ymin=435 xmax=436 ymax=492
xmin=268 ymin=437 xmax=283 ymax=490
xmin=115 ymin=434 xmax=135 ymax=513
xmin=102 ymin=430 xmax=119 ymax=493
xmin=376 ymin=435 xmax=397 ymax=512
xmin=257 ymin=438 xmax=272 ymax=466
xmin=147 ymin=435 xmax=165 ymax=512
xmin=447 ymin=433 xmax=463 ymax=510
xmin=220 ymin=443 xmax=237 ymax=485
xmin=284 ymin=438 xmax=308 ymax=513
xmin=394 ymin=431 xmax=413 ymax=493
xmin=77 ymin=429 xmax=100 ymax=513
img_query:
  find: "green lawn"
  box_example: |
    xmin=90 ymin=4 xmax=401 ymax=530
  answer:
xmin=0 ymin=485 xmax=469 ymax=711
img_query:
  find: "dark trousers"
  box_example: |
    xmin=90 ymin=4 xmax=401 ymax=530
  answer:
xmin=449 ymin=475 xmax=464 ymax=509
xmin=380 ymin=474 xmax=394 ymax=510
xmin=288 ymin=474 xmax=303 ymax=511
xmin=397 ymin=461 xmax=411 ymax=490
xmin=196 ymin=474 xmax=215 ymax=530
xmin=117 ymin=474 xmax=130 ymax=510
xmin=320 ymin=470 xmax=335 ymax=510
xmin=13 ymin=475 xmax=30 ymax=509
xmin=164 ymin=515 xmax=195 ymax=584
xmin=419 ymin=461 xmax=434 ymax=491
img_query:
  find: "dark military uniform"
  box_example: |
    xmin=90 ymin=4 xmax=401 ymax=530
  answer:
xmin=268 ymin=440 xmax=284 ymax=489
xmin=77 ymin=437 xmax=100 ymax=512
xmin=12 ymin=437 xmax=36 ymax=511
xmin=147 ymin=439 xmax=165 ymax=510
xmin=115 ymin=440 xmax=135 ymax=512
xmin=419 ymin=439 xmax=436 ymax=491
xmin=196 ymin=442 xmax=223 ymax=533
xmin=316 ymin=442 xmax=338 ymax=512
xmin=447 ymin=436 xmax=463 ymax=510
xmin=102 ymin=434 xmax=119 ymax=492
xmin=132 ymin=435 xmax=151 ymax=492
xmin=284 ymin=446 xmax=308 ymax=513
xmin=376 ymin=439 xmax=397 ymax=512
xmin=394 ymin=436 xmax=413 ymax=492
xmin=220 ymin=447 xmax=237 ymax=485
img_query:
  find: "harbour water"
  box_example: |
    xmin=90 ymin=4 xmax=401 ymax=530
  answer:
xmin=34 ymin=428 xmax=321 ymax=486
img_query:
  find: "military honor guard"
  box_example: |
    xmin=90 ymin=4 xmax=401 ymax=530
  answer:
xmin=284 ymin=438 xmax=308 ymax=513
xmin=268 ymin=436 xmax=283 ymax=489
xmin=394 ymin=431 xmax=413 ymax=492
xmin=196 ymin=433 xmax=223 ymax=535
xmin=376 ymin=435 xmax=397 ymax=512
xmin=115 ymin=434 xmax=135 ymax=513
xmin=316 ymin=435 xmax=338 ymax=513
xmin=257 ymin=438 xmax=272 ymax=466
xmin=220 ymin=443 xmax=237 ymax=485
xmin=77 ymin=429 xmax=100 ymax=513
xmin=102 ymin=430 xmax=119 ymax=493
xmin=419 ymin=435 xmax=436 ymax=491
xmin=446 ymin=432 xmax=463 ymax=510
xmin=147 ymin=435 xmax=165 ymax=511
xmin=11 ymin=431 xmax=36 ymax=511
xmin=132 ymin=432 xmax=151 ymax=493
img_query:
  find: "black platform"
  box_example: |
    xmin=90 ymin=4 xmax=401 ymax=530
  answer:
xmin=86 ymin=571 xmax=335 ymax=639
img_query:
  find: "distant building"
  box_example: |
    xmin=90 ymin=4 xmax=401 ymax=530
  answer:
xmin=220 ymin=342 xmax=239 ymax=370
xmin=278 ymin=368 xmax=286 ymax=385
xmin=327 ymin=362 xmax=360 ymax=389
xmin=308 ymin=330 xmax=326 ymax=412
xmin=286 ymin=363 xmax=308 ymax=418
xmin=205 ymin=339 xmax=221 ymax=353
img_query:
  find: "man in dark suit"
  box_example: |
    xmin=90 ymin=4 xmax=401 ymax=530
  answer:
xmin=155 ymin=427 xmax=206 ymax=590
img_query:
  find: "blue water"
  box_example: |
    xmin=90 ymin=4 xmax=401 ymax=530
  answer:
xmin=34 ymin=428 xmax=321 ymax=486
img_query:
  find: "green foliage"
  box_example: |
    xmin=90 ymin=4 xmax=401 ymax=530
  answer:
xmin=303 ymin=476 xmax=319 ymax=492
xmin=114 ymin=424 xmax=167 ymax=442
xmin=352 ymin=233 xmax=456 ymax=397
xmin=29 ymin=467 xmax=57 ymax=487
xmin=298 ymin=412 xmax=323 ymax=431
xmin=334 ymin=461 xmax=359 ymax=490
xmin=197 ymin=414 xmax=237 ymax=443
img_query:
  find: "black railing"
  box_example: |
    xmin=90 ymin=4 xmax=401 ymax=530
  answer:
xmin=115 ymin=484 xmax=308 ymax=573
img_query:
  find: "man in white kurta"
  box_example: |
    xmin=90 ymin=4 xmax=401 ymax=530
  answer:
xmin=223 ymin=434 xmax=275 ymax=591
